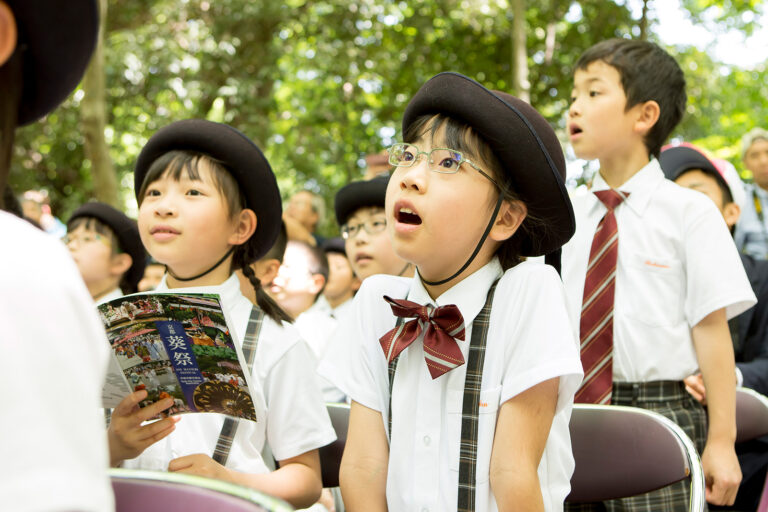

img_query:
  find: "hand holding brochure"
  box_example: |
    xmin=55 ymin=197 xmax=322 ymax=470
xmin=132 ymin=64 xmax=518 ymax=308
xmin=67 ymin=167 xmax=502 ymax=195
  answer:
xmin=98 ymin=293 xmax=258 ymax=421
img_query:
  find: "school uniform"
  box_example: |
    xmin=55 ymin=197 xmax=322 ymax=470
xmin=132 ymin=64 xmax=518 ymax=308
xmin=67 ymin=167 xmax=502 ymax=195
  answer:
xmin=123 ymin=273 xmax=336 ymax=473
xmin=97 ymin=287 xmax=124 ymax=304
xmin=561 ymin=159 xmax=756 ymax=509
xmin=0 ymin=211 xmax=114 ymax=512
xmin=318 ymin=258 xmax=583 ymax=512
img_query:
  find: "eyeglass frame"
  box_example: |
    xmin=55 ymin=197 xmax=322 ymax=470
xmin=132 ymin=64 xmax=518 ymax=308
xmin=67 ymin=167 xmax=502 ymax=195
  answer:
xmin=340 ymin=217 xmax=387 ymax=240
xmin=386 ymin=142 xmax=502 ymax=190
xmin=62 ymin=232 xmax=113 ymax=249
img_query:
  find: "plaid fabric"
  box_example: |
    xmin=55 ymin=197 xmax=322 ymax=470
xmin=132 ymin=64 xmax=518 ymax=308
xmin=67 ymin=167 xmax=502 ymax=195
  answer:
xmin=386 ymin=281 xmax=499 ymax=512
xmin=387 ymin=317 xmax=405 ymax=440
xmin=565 ymin=380 xmax=707 ymax=512
xmin=212 ymin=306 xmax=264 ymax=465
xmin=457 ymin=281 xmax=498 ymax=512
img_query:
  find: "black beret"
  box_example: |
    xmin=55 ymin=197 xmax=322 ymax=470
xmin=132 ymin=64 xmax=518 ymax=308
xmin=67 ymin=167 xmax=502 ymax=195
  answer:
xmin=402 ymin=72 xmax=575 ymax=257
xmin=134 ymin=119 xmax=282 ymax=261
xmin=322 ymin=236 xmax=346 ymax=255
xmin=68 ymin=202 xmax=147 ymax=291
xmin=659 ymin=145 xmax=722 ymax=183
xmin=8 ymin=0 xmax=98 ymax=126
xmin=334 ymin=173 xmax=390 ymax=225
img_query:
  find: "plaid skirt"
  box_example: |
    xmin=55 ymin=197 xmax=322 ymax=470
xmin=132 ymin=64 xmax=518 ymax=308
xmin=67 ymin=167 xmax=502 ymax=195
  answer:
xmin=565 ymin=380 xmax=707 ymax=512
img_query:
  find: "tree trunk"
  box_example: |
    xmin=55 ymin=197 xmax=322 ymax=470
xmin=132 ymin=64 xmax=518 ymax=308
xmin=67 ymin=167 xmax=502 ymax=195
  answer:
xmin=511 ymin=0 xmax=530 ymax=103
xmin=81 ymin=0 xmax=119 ymax=208
xmin=639 ymin=0 xmax=649 ymax=41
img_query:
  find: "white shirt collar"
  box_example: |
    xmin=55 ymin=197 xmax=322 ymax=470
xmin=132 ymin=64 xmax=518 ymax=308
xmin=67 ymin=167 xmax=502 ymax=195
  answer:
xmin=407 ymin=257 xmax=503 ymax=325
xmin=155 ymin=273 xmax=243 ymax=305
xmin=591 ymin=158 xmax=665 ymax=217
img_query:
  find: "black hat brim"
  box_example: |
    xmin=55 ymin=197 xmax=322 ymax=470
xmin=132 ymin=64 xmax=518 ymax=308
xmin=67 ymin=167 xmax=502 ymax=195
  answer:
xmin=402 ymin=72 xmax=575 ymax=257
xmin=133 ymin=120 xmax=282 ymax=261
xmin=659 ymin=146 xmax=725 ymax=187
xmin=68 ymin=202 xmax=147 ymax=291
xmin=334 ymin=174 xmax=390 ymax=225
xmin=8 ymin=0 xmax=99 ymax=126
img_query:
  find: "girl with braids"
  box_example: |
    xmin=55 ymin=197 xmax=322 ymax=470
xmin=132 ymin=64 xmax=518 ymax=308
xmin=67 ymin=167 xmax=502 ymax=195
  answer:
xmin=108 ymin=119 xmax=335 ymax=509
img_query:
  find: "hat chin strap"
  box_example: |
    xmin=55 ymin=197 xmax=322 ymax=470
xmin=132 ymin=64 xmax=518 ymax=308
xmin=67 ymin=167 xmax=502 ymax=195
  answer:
xmin=166 ymin=247 xmax=235 ymax=282
xmin=420 ymin=193 xmax=505 ymax=287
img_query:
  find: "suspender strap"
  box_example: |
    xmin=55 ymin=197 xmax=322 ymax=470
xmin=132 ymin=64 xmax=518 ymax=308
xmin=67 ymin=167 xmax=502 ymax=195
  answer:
xmin=212 ymin=306 xmax=265 ymax=465
xmin=457 ymin=281 xmax=498 ymax=512
xmin=386 ymin=281 xmax=499 ymax=511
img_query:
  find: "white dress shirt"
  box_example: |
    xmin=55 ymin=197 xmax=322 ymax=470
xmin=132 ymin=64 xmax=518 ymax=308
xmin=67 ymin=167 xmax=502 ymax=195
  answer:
xmin=124 ymin=274 xmax=335 ymax=472
xmin=562 ymin=159 xmax=756 ymax=381
xmin=319 ymin=258 xmax=583 ymax=512
xmin=0 ymin=212 xmax=114 ymax=511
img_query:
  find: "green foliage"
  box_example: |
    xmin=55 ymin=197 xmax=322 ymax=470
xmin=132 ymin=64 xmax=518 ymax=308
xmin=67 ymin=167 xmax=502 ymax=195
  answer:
xmin=8 ymin=0 xmax=766 ymax=226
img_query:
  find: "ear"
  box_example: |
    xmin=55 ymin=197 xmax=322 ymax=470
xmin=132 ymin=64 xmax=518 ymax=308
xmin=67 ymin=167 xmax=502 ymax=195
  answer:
xmin=253 ymin=258 xmax=281 ymax=286
xmin=110 ymin=253 xmax=133 ymax=277
xmin=0 ymin=2 xmax=17 ymax=67
xmin=633 ymin=100 xmax=660 ymax=136
xmin=722 ymin=202 xmax=741 ymax=229
xmin=308 ymin=274 xmax=326 ymax=295
xmin=489 ymin=199 xmax=527 ymax=242
xmin=229 ymin=208 xmax=258 ymax=245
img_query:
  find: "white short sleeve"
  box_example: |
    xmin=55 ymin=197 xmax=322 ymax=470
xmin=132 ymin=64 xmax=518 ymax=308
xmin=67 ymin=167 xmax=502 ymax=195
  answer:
xmin=683 ymin=196 xmax=756 ymax=325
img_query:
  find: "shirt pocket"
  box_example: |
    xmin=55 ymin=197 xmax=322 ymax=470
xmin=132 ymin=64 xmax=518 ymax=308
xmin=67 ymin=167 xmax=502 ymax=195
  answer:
xmin=621 ymin=253 xmax=685 ymax=327
xmin=447 ymin=385 xmax=502 ymax=485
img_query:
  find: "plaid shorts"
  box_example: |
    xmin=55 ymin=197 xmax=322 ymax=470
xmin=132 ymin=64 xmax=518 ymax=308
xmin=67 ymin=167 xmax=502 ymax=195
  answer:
xmin=565 ymin=380 xmax=707 ymax=512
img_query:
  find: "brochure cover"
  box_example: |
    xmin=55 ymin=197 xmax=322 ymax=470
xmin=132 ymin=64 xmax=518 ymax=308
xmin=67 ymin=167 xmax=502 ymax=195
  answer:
xmin=98 ymin=293 xmax=257 ymax=421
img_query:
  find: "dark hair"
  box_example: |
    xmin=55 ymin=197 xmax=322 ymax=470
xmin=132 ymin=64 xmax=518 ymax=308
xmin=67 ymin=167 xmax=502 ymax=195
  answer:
xmin=0 ymin=46 xmax=24 ymax=210
xmin=402 ymin=114 xmax=548 ymax=270
xmin=676 ymin=169 xmax=734 ymax=208
xmin=576 ymin=39 xmax=686 ymax=159
xmin=67 ymin=216 xmax=141 ymax=294
xmin=261 ymin=221 xmax=288 ymax=264
xmin=137 ymin=150 xmax=292 ymax=324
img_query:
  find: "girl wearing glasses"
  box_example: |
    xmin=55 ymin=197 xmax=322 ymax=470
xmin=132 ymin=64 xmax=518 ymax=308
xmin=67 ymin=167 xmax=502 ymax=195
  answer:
xmin=319 ymin=72 xmax=582 ymax=511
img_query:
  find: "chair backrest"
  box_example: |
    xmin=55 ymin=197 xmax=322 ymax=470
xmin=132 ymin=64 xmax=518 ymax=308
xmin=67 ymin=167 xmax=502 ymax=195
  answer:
xmin=318 ymin=402 xmax=350 ymax=488
xmin=109 ymin=468 xmax=294 ymax=512
xmin=567 ymin=404 xmax=704 ymax=511
xmin=736 ymin=387 xmax=768 ymax=443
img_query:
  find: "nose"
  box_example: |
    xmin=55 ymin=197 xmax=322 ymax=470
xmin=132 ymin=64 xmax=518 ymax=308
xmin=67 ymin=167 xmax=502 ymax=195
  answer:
xmin=568 ymin=99 xmax=580 ymax=118
xmin=154 ymin=196 xmax=176 ymax=217
xmin=398 ymin=158 xmax=428 ymax=192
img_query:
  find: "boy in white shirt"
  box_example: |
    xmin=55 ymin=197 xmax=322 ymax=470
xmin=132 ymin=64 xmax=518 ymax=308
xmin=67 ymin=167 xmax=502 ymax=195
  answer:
xmin=562 ymin=39 xmax=756 ymax=510
xmin=319 ymin=72 xmax=583 ymax=511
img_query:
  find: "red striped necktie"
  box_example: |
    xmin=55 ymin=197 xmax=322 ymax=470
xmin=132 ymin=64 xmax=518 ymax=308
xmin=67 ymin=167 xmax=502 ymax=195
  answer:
xmin=575 ymin=189 xmax=629 ymax=404
xmin=379 ymin=296 xmax=466 ymax=379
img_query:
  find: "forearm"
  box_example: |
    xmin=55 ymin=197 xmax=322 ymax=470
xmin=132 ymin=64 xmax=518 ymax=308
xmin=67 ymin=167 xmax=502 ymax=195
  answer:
xmin=692 ymin=310 xmax=737 ymax=444
xmin=227 ymin=461 xmax=322 ymax=509
xmin=339 ymin=456 xmax=388 ymax=512
xmin=491 ymin=466 xmax=544 ymax=512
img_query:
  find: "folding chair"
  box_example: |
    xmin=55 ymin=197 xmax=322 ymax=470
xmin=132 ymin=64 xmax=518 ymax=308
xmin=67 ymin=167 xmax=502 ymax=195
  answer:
xmin=109 ymin=468 xmax=294 ymax=512
xmin=735 ymin=387 xmax=768 ymax=512
xmin=566 ymin=404 xmax=705 ymax=511
xmin=318 ymin=402 xmax=350 ymax=488
xmin=736 ymin=387 xmax=768 ymax=443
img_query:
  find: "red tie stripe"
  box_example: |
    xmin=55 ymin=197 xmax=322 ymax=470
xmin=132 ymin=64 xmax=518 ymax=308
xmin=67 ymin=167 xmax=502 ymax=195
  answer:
xmin=575 ymin=189 xmax=628 ymax=404
xmin=380 ymin=296 xmax=466 ymax=379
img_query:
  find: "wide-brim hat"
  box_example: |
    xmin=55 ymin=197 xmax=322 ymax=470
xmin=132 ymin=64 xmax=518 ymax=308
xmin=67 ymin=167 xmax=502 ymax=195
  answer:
xmin=8 ymin=0 xmax=99 ymax=126
xmin=334 ymin=173 xmax=390 ymax=225
xmin=134 ymin=119 xmax=282 ymax=261
xmin=68 ymin=202 xmax=147 ymax=291
xmin=402 ymin=72 xmax=575 ymax=257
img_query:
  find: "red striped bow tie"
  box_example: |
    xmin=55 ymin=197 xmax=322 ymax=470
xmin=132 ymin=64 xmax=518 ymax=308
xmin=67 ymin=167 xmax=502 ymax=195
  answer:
xmin=379 ymin=296 xmax=466 ymax=379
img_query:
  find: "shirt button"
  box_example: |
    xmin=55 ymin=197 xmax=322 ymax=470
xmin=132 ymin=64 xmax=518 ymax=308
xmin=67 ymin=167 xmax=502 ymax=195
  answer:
xmin=423 ymin=435 xmax=431 ymax=446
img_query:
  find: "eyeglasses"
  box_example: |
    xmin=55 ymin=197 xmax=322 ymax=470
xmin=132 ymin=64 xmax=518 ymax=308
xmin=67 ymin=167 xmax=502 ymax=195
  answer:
xmin=62 ymin=233 xmax=111 ymax=248
xmin=387 ymin=143 xmax=500 ymax=188
xmin=340 ymin=217 xmax=387 ymax=240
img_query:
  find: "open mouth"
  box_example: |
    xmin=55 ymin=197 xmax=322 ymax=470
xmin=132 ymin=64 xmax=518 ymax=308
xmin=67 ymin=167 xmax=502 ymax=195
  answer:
xmin=569 ymin=125 xmax=583 ymax=136
xmin=396 ymin=207 xmax=422 ymax=225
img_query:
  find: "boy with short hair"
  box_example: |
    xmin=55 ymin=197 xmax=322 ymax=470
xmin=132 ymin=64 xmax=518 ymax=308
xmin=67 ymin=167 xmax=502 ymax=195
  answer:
xmin=65 ymin=201 xmax=147 ymax=301
xmin=563 ymin=38 xmax=756 ymax=509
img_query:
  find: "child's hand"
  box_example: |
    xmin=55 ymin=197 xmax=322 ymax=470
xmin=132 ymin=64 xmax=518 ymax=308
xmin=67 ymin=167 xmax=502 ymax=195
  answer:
xmin=108 ymin=390 xmax=178 ymax=466
xmin=701 ymin=440 xmax=741 ymax=506
xmin=168 ymin=454 xmax=232 ymax=481
xmin=317 ymin=488 xmax=336 ymax=512
xmin=684 ymin=373 xmax=707 ymax=404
